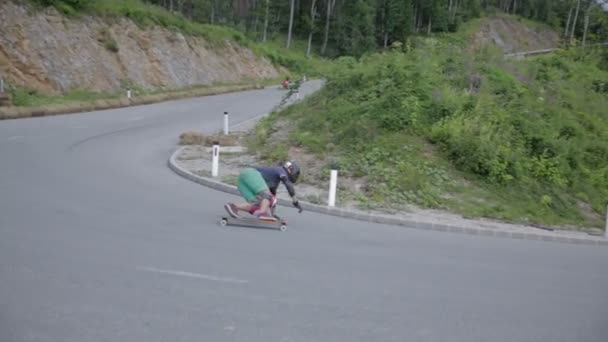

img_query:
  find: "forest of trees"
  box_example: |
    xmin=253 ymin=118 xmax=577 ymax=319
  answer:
xmin=137 ymin=0 xmax=608 ymax=56
xmin=36 ymin=0 xmax=608 ymax=56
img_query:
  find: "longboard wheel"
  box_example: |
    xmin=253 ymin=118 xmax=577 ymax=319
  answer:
xmin=279 ymin=224 xmax=287 ymax=232
xmin=220 ymin=218 xmax=228 ymax=227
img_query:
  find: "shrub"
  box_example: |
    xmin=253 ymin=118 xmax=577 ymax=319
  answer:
xmin=258 ymin=37 xmax=608 ymax=227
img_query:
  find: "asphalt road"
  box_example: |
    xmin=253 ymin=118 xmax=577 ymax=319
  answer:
xmin=1 ymin=82 xmax=607 ymax=342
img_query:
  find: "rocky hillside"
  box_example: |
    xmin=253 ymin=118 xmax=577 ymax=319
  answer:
xmin=471 ymin=16 xmax=560 ymax=54
xmin=0 ymin=2 xmax=280 ymax=95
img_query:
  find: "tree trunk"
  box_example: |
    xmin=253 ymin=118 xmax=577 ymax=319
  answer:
xmin=381 ymin=0 xmax=388 ymax=48
xmin=384 ymin=31 xmax=389 ymax=49
xmin=564 ymin=6 xmax=573 ymax=45
xmin=262 ymin=0 xmax=270 ymax=42
xmin=253 ymin=13 xmax=259 ymax=35
xmin=307 ymin=30 xmax=314 ymax=56
xmin=512 ymin=0 xmax=517 ymax=15
xmin=306 ymin=0 xmax=317 ymax=57
xmin=582 ymin=0 xmax=594 ymax=48
xmin=448 ymin=0 xmax=453 ymax=23
xmin=210 ymin=0 xmax=216 ymax=23
xmin=321 ymin=0 xmax=336 ymax=55
xmin=251 ymin=0 xmax=259 ymax=34
xmin=413 ymin=4 xmax=418 ymax=32
xmin=570 ymin=0 xmax=581 ymax=44
xmin=286 ymin=0 xmax=296 ymax=48
xmin=427 ymin=17 xmax=432 ymax=35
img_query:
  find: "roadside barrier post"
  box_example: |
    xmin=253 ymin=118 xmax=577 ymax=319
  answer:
xmin=328 ymin=170 xmax=338 ymax=207
xmin=0 ymin=77 xmax=4 ymax=93
xmin=212 ymin=142 xmax=220 ymax=178
xmin=127 ymin=89 xmax=132 ymax=99
xmin=223 ymin=111 xmax=229 ymax=135
xmin=605 ymin=203 xmax=608 ymax=239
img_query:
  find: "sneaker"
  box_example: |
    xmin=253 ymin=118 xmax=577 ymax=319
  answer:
xmin=256 ymin=212 xmax=277 ymax=222
xmin=224 ymin=203 xmax=240 ymax=218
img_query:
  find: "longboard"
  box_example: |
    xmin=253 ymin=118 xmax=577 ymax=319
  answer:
xmin=220 ymin=216 xmax=288 ymax=232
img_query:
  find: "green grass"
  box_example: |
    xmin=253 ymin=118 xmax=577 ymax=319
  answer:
xmin=246 ymin=21 xmax=608 ymax=231
xmin=252 ymin=37 xmax=335 ymax=77
xmin=10 ymin=88 xmax=120 ymax=107
xmin=8 ymin=79 xmax=272 ymax=107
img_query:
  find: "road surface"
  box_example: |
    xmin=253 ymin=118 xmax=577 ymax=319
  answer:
xmin=1 ymin=82 xmax=607 ymax=342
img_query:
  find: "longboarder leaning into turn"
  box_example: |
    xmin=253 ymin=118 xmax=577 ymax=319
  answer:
xmin=224 ymin=161 xmax=303 ymax=220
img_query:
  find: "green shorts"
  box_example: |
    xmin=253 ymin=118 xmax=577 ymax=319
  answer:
xmin=237 ymin=168 xmax=270 ymax=203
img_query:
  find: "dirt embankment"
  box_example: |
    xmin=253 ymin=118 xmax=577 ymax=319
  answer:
xmin=0 ymin=2 xmax=280 ymax=95
xmin=471 ymin=16 xmax=560 ymax=54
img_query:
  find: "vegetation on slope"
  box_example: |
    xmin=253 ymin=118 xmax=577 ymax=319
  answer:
xmin=249 ymin=19 xmax=608 ymax=230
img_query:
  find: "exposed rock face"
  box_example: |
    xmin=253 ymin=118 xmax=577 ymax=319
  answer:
xmin=0 ymin=2 xmax=279 ymax=95
xmin=471 ymin=16 xmax=560 ymax=54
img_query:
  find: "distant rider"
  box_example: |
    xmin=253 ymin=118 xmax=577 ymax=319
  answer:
xmin=224 ymin=161 xmax=303 ymax=220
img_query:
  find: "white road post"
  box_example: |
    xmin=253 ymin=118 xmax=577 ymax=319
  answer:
xmin=605 ymin=203 xmax=608 ymax=239
xmin=223 ymin=111 xmax=229 ymax=135
xmin=127 ymin=89 xmax=132 ymax=99
xmin=0 ymin=77 xmax=4 ymax=93
xmin=328 ymin=170 xmax=338 ymax=207
xmin=212 ymin=142 xmax=220 ymax=178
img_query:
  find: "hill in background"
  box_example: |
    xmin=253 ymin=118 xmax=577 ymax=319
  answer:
xmin=0 ymin=1 xmax=282 ymax=97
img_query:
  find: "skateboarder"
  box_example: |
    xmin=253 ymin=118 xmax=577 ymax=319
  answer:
xmin=224 ymin=161 xmax=303 ymax=220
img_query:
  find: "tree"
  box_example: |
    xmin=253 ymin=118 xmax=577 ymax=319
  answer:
xmin=262 ymin=0 xmax=270 ymax=42
xmin=321 ymin=0 xmax=337 ymax=55
xmin=570 ymin=0 xmax=582 ymax=43
xmin=115 ymin=0 xmax=608 ymax=58
xmin=564 ymin=2 xmax=575 ymax=45
xmin=583 ymin=0 xmax=593 ymax=47
xmin=306 ymin=0 xmax=318 ymax=57
xmin=336 ymin=0 xmax=375 ymax=56
xmin=378 ymin=0 xmax=412 ymax=48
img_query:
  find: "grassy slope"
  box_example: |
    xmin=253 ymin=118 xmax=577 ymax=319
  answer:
xmin=248 ymin=18 xmax=608 ymax=231
xmin=12 ymin=0 xmax=327 ymax=106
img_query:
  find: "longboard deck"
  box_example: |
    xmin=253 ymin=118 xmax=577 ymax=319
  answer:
xmin=220 ymin=216 xmax=288 ymax=231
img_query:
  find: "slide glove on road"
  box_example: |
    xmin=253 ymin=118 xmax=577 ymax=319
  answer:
xmin=293 ymin=200 xmax=303 ymax=213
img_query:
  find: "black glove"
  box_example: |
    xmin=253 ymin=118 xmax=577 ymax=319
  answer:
xmin=293 ymin=200 xmax=303 ymax=213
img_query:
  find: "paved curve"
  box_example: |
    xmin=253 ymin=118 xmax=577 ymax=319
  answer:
xmin=1 ymin=82 xmax=607 ymax=342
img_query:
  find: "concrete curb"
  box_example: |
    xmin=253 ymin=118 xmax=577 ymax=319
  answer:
xmin=0 ymin=84 xmax=259 ymax=121
xmin=169 ymin=147 xmax=608 ymax=246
